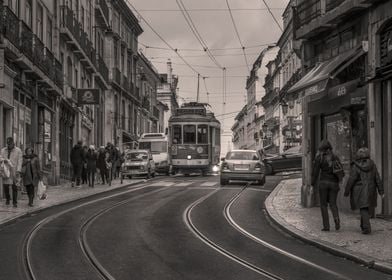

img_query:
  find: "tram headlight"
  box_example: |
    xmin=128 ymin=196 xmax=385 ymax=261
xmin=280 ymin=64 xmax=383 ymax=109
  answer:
xmin=187 ymin=155 xmax=192 ymax=160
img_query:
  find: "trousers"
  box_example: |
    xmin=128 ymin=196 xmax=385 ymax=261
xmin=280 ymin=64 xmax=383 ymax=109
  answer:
xmin=319 ymin=181 xmax=340 ymax=229
xmin=360 ymin=207 xmax=371 ymax=233
xmin=4 ymin=184 xmax=18 ymax=205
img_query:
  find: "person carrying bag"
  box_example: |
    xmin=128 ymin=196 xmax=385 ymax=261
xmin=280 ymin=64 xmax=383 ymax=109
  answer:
xmin=21 ymin=147 xmax=42 ymax=207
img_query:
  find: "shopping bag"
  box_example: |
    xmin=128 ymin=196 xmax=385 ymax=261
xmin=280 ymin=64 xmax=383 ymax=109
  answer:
xmin=0 ymin=160 xmax=10 ymax=179
xmin=37 ymin=180 xmax=47 ymax=200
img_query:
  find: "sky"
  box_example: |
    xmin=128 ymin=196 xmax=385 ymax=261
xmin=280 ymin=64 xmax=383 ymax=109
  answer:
xmin=128 ymin=0 xmax=289 ymax=154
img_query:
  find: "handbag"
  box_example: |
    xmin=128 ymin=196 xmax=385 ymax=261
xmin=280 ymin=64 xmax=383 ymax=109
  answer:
xmin=332 ymin=156 xmax=345 ymax=181
xmin=0 ymin=160 xmax=10 ymax=179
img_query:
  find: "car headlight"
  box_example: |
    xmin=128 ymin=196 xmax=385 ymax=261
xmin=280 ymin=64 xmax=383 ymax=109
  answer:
xmin=187 ymin=155 xmax=192 ymax=160
xmin=212 ymin=165 xmax=219 ymax=172
xmin=140 ymin=165 xmax=145 ymax=170
xmin=221 ymin=162 xmax=229 ymax=170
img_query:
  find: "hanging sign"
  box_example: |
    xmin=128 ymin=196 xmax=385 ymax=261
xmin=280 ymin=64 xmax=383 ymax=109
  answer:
xmin=77 ymin=89 xmax=100 ymax=105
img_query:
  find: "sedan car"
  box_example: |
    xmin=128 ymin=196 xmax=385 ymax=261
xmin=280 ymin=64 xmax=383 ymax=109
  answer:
xmin=121 ymin=149 xmax=156 ymax=179
xmin=263 ymin=145 xmax=302 ymax=175
xmin=220 ymin=150 xmax=265 ymax=186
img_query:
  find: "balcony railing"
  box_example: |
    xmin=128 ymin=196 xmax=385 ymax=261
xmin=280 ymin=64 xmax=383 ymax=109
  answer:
xmin=296 ymin=0 xmax=322 ymax=28
xmin=97 ymin=55 xmax=108 ymax=82
xmin=54 ymin=58 xmax=64 ymax=88
xmin=44 ymin=47 xmax=55 ymax=80
xmin=33 ymin=35 xmax=46 ymax=74
xmin=20 ymin=21 xmax=33 ymax=61
xmin=96 ymin=0 xmax=109 ymax=24
xmin=326 ymin=0 xmax=345 ymax=11
xmin=3 ymin=6 xmax=20 ymax=47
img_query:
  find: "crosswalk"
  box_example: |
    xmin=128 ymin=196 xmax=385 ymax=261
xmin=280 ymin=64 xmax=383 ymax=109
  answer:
xmin=146 ymin=180 xmax=219 ymax=188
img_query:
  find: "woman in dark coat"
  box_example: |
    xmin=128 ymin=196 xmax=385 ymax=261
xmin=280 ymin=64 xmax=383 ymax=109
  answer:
xmin=311 ymin=139 xmax=343 ymax=231
xmin=344 ymin=148 xmax=384 ymax=234
xmin=81 ymin=145 xmax=88 ymax=185
xmin=97 ymin=146 xmax=108 ymax=185
xmin=86 ymin=145 xmax=98 ymax=188
xmin=21 ymin=147 xmax=42 ymax=207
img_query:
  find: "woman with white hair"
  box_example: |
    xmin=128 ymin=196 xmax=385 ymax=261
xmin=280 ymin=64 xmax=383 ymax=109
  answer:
xmin=344 ymin=147 xmax=384 ymax=234
xmin=86 ymin=145 xmax=98 ymax=188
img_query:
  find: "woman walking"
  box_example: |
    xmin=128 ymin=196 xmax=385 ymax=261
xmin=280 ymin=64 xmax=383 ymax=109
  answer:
xmin=86 ymin=145 xmax=98 ymax=188
xmin=81 ymin=145 xmax=88 ymax=185
xmin=311 ymin=139 xmax=343 ymax=231
xmin=21 ymin=147 xmax=41 ymax=207
xmin=97 ymin=146 xmax=108 ymax=185
xmin=344 ymin=148 xmax=384 ymax=234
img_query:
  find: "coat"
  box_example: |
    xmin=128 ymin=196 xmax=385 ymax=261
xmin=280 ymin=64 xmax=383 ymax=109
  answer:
xmin=344 ymin=159 xmax=383 ymax=210
xmin=21 ymin=155 xmax=42 ymax=188
xmin=311 ymin=151 xmax=340 ymax=187
xmin=97 ymin=151 xmax=107 ymax=172
xmin=70 ymin=144 xmax=85 ymax=166
xmin=0 ymin=146 xmax=23 ymax=185
xmin=86 ymin=150 xmax=98 ymax=173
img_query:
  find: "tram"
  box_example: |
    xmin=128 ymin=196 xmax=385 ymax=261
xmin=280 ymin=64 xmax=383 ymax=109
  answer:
xmin=169 ymin=102 xmax=221 ymax=176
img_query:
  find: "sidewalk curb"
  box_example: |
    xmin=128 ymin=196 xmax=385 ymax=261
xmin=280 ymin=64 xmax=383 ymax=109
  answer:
xmin=264 ymin=180 xmax=392 ymax=275
xmin=0 ymin=179 xmax=145 ymax=228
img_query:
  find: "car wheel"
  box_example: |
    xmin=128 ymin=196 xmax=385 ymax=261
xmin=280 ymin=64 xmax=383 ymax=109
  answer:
xmin=258 ymin=176 xmax=266 ymax=186
xmin=201 ymin=169 xmax=208 ymax=176
xmin=220 ymin=178 xmax=228 ymax=186
xmin=265 ymin=164 xmax=274 ymax=175
xmin=147 ymin=170 xmax=151 ymax=179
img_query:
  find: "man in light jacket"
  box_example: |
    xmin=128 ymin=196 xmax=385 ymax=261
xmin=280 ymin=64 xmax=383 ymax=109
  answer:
xmin=1 ymin=137 xmax=23 ymax=207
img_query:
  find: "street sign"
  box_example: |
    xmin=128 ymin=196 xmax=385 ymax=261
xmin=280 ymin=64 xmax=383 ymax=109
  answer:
xmin=77 ymin=89 xmax=100 ymax=105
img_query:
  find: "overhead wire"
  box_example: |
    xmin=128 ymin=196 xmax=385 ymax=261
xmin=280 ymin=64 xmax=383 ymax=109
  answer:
xmin=175 ymin=0 xmax=224 ymax=69
xmin=260 ymin=0 xmax=283 ymax=32
xmin=225 ymin=0 xmax=250 ymax=72
xmin=137 ymin=8 xmax=285 ymax=12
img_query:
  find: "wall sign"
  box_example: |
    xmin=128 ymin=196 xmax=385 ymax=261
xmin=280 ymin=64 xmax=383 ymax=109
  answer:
xmin=77 ymin=89 xmax=100 ymax=105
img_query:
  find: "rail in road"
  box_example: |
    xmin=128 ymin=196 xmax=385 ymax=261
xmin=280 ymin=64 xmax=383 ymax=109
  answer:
xmin=4 ymin=174 xmax=390 ymax=279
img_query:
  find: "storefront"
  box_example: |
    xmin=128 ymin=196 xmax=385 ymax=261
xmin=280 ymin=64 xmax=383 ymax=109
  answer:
xmin=59 ymin=102 xmax=76 ymax=180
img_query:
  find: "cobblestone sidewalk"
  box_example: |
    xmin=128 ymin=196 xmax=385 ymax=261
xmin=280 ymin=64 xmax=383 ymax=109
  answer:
xmin=265 ymin=178 xmax=392 ymax=274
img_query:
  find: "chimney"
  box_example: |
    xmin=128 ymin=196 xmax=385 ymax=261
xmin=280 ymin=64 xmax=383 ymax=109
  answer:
xmin=167 ymin=59 xmax=172 ymax=85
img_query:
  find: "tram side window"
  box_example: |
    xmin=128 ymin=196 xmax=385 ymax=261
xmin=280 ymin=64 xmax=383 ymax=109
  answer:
xmin=173 ymin=125 xmax=182 ymax=144
xmin=197 ymin=125 xmax=208 ymax=144
xmin=183 ymin=125 xmax=196 ymax=144
xmin=215 ymin=128 xmax=221 ymax=146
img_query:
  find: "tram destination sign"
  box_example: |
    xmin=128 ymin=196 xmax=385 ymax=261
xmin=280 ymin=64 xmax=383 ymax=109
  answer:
xmin=176 ymin=108 xmax=206 ymax=116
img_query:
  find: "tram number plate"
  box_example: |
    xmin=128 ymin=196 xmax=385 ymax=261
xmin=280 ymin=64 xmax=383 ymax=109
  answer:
xmin=234 ymin=164 xmax=249 ymax=171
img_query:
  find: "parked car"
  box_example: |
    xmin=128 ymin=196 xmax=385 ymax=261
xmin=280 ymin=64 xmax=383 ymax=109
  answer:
xmin=263 ymin=145 xmax=302 ymax=175
xmin=121 ymin=149 xmax=155 ymax=179
xmin=220 ymin=150 xmax=266 ymax=186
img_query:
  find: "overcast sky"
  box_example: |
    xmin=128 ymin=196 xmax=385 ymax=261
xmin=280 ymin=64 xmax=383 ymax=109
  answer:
xmin=129 ymin=0 xmax=289 ymax=153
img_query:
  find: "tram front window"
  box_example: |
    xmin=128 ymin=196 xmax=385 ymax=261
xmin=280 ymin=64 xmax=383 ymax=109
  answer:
xmin=197 ymin=125 xmax=208 ymax=144
xmin=173 ymin=125 xmax=182 ymax=144
xmin=184 ymin=125 xmax=196 ymax=144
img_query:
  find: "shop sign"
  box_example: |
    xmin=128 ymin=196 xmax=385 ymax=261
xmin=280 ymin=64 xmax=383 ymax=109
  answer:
xmin=328 ymin=80 xmax=358 ymax=100
xmin=81 ymin=115 xmax=93 ymax=130
xmin=77 ymin=89 xmax=100 ymax=105
xmin=380 ymin=24 xmax=392 ymax=67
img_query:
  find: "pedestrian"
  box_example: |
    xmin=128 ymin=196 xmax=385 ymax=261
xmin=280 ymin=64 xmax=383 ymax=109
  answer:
xmin=21 ymin=147 xmax=42 ymax=207
xmin=70 ymin=140 xmax=85 ymax=187
xmin=0 ymin=137 xmax=23 ymax=207
xmin=97 ymin=146 xmax=108 ymax=185
xmin=86 ymin=145 xmax=98 ymax=188
xmin=344 ymin=148 xmax=384 ymax=234
xmin=311 ymin=139 xmax=343 ymax=231
xmin=114 ymin=146 xmax=122 ymax=179
xmin=105 ymin=151 xmax=112 ymax=186
xmin=81 ymin=145 xmax=88 ymax=185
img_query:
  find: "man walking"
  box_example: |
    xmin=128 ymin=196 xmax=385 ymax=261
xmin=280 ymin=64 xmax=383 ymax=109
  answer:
xmin=0 ymin=137 xmax=23 ymax=207
xmin=70 ymin=140 xmax=85 ymax=187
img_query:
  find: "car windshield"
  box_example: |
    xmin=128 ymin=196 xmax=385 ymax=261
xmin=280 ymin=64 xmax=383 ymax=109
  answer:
xmin=226 ymin=151 xmax=259 ymax=160
xmin=139 ymin=141 xmax=167 ymax=153
xmin=125 ymin=152 xmax=148 ymax=161
xmin=283 ymin=146 xmax=302 ymax=155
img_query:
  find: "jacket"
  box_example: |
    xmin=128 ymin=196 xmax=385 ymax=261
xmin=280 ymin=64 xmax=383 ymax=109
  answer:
xmin=21 ymin=155 xmax=42 ymax=188
xmin=344 ymin=158 xmax=383 ymax=210
xmin=97 ymin=151 xmax=107 ymax=171
xmin=70 ymin=144 xmax=85 ymax=166
xmin=86 ymin=150 xmax=98 ymax=172
xmin=311 ymin=151 xmax=340 ymax=186
xmin=0 ymin=146 xmax=23 ymax=185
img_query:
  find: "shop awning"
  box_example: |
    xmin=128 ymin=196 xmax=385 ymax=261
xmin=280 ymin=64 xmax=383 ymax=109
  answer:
xmin=288 ymin=47 xmax=365 ymax=95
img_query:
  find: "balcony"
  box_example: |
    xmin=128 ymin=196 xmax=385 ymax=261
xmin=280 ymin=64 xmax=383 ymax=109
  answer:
xmin=33 ymin=35 xmax=46 ymax=74
xmin=3 ymin=6 xmax=20 ymax=48
xmin=54 ymin=58 xmax=64 ymax=88
xmin=20 ymin=21 xmax=33 ymax=61
xmin=111 ymin=67 xmax=121 ymax=86
xmin=44 ymin=48 xmax=55 ymax=80
xmin=295 ymin=0 xmax=370 ymax=39
xmin=95 ymin=0 xmax=109 ymax=28
xmin=96 ymin=55 xmax=108 ymax=82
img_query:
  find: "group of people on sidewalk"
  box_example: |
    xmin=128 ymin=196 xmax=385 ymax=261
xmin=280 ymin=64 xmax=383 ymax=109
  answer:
xmin=312 ymin=139 xmax=384 ymax=235
xmin=70 ymin=141 xmax=124 ymax=188
xmin=0 ymin=137 xmax=42 ymax=208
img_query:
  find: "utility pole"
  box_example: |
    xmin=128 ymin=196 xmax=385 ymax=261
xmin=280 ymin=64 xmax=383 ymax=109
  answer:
xmin=196 ymin=73 xmax=200 ymax=102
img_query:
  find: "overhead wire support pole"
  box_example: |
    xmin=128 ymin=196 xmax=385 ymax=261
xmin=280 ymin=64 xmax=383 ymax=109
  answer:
xmin=197 ymin=74 xmax=200 ymax=103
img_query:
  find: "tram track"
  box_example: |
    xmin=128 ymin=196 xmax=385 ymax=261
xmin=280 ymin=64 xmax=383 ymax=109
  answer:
xmin=21 ymin=180 xmax=168 ymax=280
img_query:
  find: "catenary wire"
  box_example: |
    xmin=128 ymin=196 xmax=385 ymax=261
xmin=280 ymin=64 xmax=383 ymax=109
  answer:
xmin=260 ymin=0 xmax=283 ymax=32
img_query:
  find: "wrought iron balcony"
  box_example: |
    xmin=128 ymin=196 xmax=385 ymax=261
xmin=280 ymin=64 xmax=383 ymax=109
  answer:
xmin=54 ymin=58 xmax=64 ymax=88
xmin=97 ymin=55 xmax=108 ymax=82
xmin=326 ymin=0 xmax=345 ymax=11
xmin=295 ymin=0 xmax=322 ymax=28
xmin=3 ymin=6 xmax=20 ymax=48
xmin=20 ymin=21 xmax=34 ymax=61
xmin=43 ymin=47 xmax=55 ymax=80
xmin=33 ymin=35 xmax=46 ymax=74
xmin=95 ymin=0 xmax=109 ymax=27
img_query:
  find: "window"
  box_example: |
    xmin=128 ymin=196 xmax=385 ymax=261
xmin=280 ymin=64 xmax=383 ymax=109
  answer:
xmin=46 ymin=17 xmax=52 ymax=50
xmin=25 ymin=0 xmax=32 ymax=27
xmin=183 ymin=125 xmax=196 ymax=144
xmin=197 ymin=125 xmax=208 ymax=144
xmin=173 ymin=125 xmax=182 ymax=144
xmin=226 ymin=151 xmax=259 ymax=160
xmin=114 ymin=40 xmax=119 ymax=68
xmin=139 ymin=141 xmax=167 ymax=153
xmin=81 ymin=6 xmax=84 ymax=30
xmin=215 ymin=127 xmax=221 ymax=146
xmin=36 ymin=4 xmax=43 ymax=40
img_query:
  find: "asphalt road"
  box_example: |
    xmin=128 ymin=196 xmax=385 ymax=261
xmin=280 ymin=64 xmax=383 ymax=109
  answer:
xmin=0 ymin=174 xmax=391 ymax=280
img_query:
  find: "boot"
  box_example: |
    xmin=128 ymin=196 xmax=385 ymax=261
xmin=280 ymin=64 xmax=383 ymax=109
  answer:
xmin=334 ymin=217 xmax=340 ymax=230
xmin=320 ymin=206 xmax=330 ymax=231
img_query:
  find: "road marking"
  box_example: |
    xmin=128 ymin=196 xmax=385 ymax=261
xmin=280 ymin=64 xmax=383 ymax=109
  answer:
xmin=247 ymin=188 xmax=271 ymax=192
xmin=223 ymin=189 xmax=350 ymax=280
xmin=200 ymin=182 xmax=218 ymax=187
xmin=147 ymin=181 xmax=176 ymax=187
xmin=174 ymin=182 xmax=194 ymax=187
